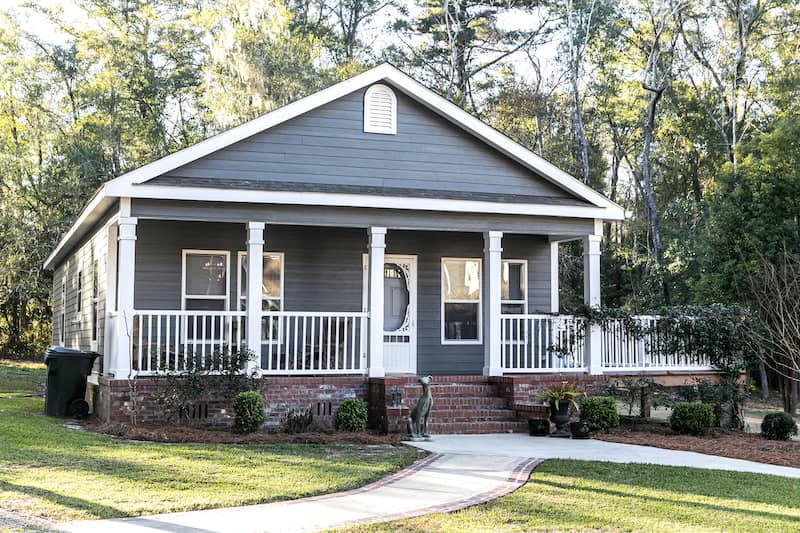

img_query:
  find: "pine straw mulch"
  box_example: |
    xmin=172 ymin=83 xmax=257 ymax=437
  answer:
xmin=595 ymin=422 xmax=800 ymax=469
xmin=89 ymin=420 xmax=406 ymax=445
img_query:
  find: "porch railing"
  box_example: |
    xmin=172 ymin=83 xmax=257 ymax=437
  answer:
xmin=501 ymin=314 xmax=587 ymax=373
xmin=501 ymin=314 xmax=715 ymax=373
xmin=130 ymin=310 xmax=247 ymax=373
xmin=260 ymin=311 xmax=368 ymax=374
xmin=601 ymin=315 xmax=713 ymax=371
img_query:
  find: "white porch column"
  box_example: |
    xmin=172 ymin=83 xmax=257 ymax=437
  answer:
xmin=583 ymin=232 xmax=603 ymax=375
xmin=367 ymin=227 xmax=386 ymax=378
xmin=550 ymin=241 xmax=559 ymax=313
xmin=246 ymin=222 xmax=265 ymax=373
xmin=102 ymin=222 xmax=118 ymax=375
xmin=484 ymin=231 xmax=503 ymax=377
xmin=111 ymin=215 xmax=137 ymax=378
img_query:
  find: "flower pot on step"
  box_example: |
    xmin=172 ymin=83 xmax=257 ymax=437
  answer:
xmin=549 ymin=400 xmax=571 ymax=438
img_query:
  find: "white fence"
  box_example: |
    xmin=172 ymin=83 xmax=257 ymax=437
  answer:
xmin=260 ymin=311 xmax=368 ymax=374
xmin=601 ymin=315 xmax=713 ymax=371
xmin=501 ymin=314 xmax=586 ymax=372
xmin=130 ymin=310 xmax=247 ymax=373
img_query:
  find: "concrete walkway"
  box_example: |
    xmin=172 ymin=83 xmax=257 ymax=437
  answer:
xmin=407 ymin=433 xmax=800 ymax=479
xmin=59 ymin=454 xmax=540 ymax=533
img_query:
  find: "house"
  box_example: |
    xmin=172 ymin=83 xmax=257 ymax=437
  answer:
xmin=44 ymin=64 xmax=715 ymax=431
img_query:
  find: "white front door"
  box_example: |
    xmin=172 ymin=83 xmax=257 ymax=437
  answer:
xmin=363 ymin=254 xmax=417 ymax=374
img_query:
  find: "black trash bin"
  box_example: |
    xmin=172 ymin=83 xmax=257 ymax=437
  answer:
xmin=44 ymin=346 xmax=99 ymax=418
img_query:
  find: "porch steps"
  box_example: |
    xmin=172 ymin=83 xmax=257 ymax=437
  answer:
xmin=417 ymin=379 xmax=528 ymax=435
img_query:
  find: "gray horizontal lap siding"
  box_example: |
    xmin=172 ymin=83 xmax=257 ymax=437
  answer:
xmin=153 ymin=85 xmax=581 ymax=202
xmin=133 ymin=221 xmax=552 ymax=376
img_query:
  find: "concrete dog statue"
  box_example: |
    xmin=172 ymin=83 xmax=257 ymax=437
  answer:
xmin=407 ymin=375 xmax=433 ymax=440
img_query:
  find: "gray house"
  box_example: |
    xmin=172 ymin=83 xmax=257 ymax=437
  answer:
xmin=45 ymin=64 xmax=712 ymax=430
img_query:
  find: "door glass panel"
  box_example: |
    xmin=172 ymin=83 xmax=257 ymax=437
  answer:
xmin=384 ymin=263 xmax=409 ymax=331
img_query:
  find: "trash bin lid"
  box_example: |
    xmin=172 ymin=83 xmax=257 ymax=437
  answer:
xmin=45 ymin=346 xmax=100 ymax=361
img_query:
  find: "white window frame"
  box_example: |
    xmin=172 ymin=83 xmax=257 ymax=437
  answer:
xmin=236 ymin=251 xmax=285 ymax=312
xmin=59 ymin=269 xmax=66 ymax=345
xmin=441 ymin=257 xmax=483 ymax=345
xmin=181 ymin=249 xmax=231 ymax=311
xmin=501 ymin=259 xmax=528 ymax=314
xmin=91 ymin=258 xmax=100 ymax=347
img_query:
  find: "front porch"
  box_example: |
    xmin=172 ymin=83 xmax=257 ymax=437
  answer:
xmin=102 ymin=217 xmax=714 ymax=379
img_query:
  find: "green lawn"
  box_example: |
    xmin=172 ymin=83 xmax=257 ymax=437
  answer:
xmin=343 ymin=460 xmax=800 ymax=532
xmin=0 ymin=361 xmax=419 ymax=523
xmin=0 ymin=359 xmax=47 ymax=397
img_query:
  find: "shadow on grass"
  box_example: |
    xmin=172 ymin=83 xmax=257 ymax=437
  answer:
xmin=529 ymin=461 xmax=800 ymax=524
xmin=0 ymin=480 xmax=123 ymax=519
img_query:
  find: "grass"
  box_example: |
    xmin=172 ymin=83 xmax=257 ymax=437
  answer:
xmin=0 ymin=361 xmax=419 ymax=523
xmin=0 ymin=359 xmax=47 ymax=397
xmin=342 ymin=460 xmax=800 ymax=532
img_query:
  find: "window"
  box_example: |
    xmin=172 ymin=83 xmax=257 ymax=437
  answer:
xmin=91 ymin=259 xmax=99 ymax=343
xmin=441 ymin=258 xmax=482 ymax=343
xmin=76 ymin=270 xmax=83 ymax=314
xmin=363 ymin=84 xmax=397 ymax=135
xmin=501 ymin=260 xmax=527 ymax=314
xmin=181 ymin=250 xmax=230 ymax=310
xmin=59 ymin=272 xmax=66 ymax=345
xmin=238 ymin=252 xmax=284 ymax=344
xmin=237 ymin=252 xmax=284 ymax=312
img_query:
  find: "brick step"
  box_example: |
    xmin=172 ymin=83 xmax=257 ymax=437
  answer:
xmin=428 ymin=408 xmax=515 ymax=419
xmin=419 ymin=386 xmax=499 ymax=397
xmin=427 ymin=420 xmax=528 ymax=434
xmin=426 ymin=397 xmax=509 ymax=408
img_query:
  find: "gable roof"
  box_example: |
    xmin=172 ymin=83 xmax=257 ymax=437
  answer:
xmin=45 ymin=63 xmax=625 ymax=270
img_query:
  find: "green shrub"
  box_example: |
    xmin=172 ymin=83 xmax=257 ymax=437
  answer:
xmin=669 ymin=402 xmax=715 ymax=436
xmin=232 ymin=391 xmax=266 ymax=434
xmin=282 ymin=407 xmax=313 ymax=434
xmin=334 ymin=398 xmax=367 ymax=432
xmin=761 ymin=412 xmax=798 ymax=441
xmin=580 ymin=396 xmax=620 ymax=431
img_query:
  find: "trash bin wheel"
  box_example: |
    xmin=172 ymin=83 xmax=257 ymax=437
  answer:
xmin=68 ymin=398 xmax=90 ymax=419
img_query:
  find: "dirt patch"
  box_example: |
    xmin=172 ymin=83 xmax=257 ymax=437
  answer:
xmin=89 ymin=420 xmax=407 ymax=445
xmin=597 ymin=422 xmax=800 ymax=468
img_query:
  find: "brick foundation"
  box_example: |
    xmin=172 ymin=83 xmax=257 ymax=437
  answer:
xmin=95 ymin=375 xmax=368 ymax=429
xmin=94 ymin=371 xmax=723 ymax=432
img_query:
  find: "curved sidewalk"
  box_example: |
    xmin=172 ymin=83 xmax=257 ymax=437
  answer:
xmin=59 ymin=453 xmax=540 ymax=533
xmin=407 ymin=433 xmax=800 ymax=479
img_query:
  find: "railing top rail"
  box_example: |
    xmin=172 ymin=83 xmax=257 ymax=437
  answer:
xmin=132 ymin=310 xmax=247 ymax=316
xmin=500 ymin=313 xmax=584 ymax=320
xmin=262 ymin=311 xmax=369 ymax=317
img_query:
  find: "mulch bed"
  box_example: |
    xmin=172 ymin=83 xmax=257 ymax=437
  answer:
xmin=596 ymin=421 xmax=800 ymax=469
xmin=89 ymin=420 xmax=406 ymax=445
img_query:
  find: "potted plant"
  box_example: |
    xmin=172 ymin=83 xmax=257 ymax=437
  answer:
xmin=537 ymin=382 xmax=582 ymax=438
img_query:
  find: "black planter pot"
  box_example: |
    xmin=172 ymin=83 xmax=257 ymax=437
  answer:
xmin=528 ymin=418 xmax=550 ymax=436
xmin=549 ymin=400 xmax=571 ymax=438
xmin=570 ymin=420 xmax=591 ymax=439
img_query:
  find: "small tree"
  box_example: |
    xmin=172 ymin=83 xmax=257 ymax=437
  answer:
xmin=745 ymin=248 xmax=800 ymax=414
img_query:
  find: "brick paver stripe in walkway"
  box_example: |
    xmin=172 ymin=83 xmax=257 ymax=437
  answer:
xmin=58 ymin=453 xmax=540 ymax=533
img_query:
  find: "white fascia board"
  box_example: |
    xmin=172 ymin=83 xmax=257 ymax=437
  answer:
xmin=382 ymin=69 xmax=622 ymax=212
xmin=43 ymin=187 xmax=113 ymax=270
xmin=110 ymin=184 xmax=626 ymax=220
xmin=105 ymin=65 xmax=395 ymax=189
xmin=105 ymin=63 xmax=623 ymax=212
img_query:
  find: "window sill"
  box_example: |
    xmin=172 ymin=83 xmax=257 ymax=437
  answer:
xmin=441 ymin=340 xmax=483 ymax=346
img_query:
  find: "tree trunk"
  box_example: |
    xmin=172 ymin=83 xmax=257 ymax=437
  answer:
xmin=759 ymin=361 xmax=769 ymax=401
xmin=640 ymin=83 xmax=668 ymax=304
xmin=571 ymin=71 xmax=590 ymax=184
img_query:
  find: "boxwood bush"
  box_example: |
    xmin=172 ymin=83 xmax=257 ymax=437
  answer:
xmin=232 ymin=391 xmax=266 ymax=434
xmin=669 ymin=402 xmax=715 ymax=436
xmin=761 ymin=412 xmax=798 ymax=441
xmin=580 ymin=396 xmax=620 ymax=431
xmin=334 ymin=398 xmax=368 ymax=432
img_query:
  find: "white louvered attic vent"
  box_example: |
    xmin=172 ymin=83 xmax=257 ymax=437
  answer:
xmin=363 ymin=84 xmax=397 ymax=135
